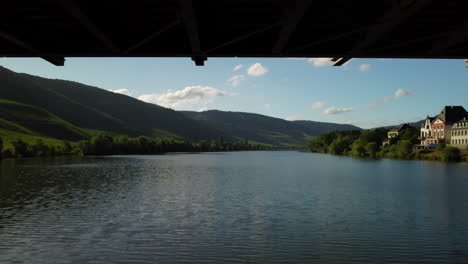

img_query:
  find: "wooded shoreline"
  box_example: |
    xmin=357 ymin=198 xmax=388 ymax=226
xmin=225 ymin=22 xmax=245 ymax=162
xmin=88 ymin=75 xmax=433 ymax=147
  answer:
xmin=308 ymin=129 xmax=468 ymax=162
xmin=0 ymin=133 xmax=280 ymax=159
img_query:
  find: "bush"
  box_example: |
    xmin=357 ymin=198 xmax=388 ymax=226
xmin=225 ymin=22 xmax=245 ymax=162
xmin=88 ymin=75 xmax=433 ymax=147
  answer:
xmin=441 ymin=147 xmax=461 ymax=162
xmin=437 ymin=142 xmax=446 ymax=150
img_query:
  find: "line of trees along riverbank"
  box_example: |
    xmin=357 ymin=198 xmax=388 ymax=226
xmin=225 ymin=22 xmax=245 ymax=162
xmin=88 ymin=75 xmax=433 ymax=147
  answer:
xmin=308 ymin=128 xmax=468 ymax=162
xmin=0 ymin=134 xmax=273 ymax=159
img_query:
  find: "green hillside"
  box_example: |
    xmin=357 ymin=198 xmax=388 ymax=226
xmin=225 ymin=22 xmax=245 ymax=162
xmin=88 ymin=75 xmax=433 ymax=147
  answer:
xmin=0 ymin=66 xmax=361 ymax=148
xmin=182 ymin=110 xmax=361 ymax=147
xmin=0 ymin=66 xmax=222 ymax=141
xmin=0 ymin=99 xmax=90 ymax=141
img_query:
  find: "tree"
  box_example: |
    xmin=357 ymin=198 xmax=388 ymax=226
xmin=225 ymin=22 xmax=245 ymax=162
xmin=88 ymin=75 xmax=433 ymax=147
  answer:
xmin=397 ymin=127 xmax=419 ymax=144
xmin=327 ymin=136 xmax=353 ymax=155
xmin=441 ymin=147 xmax=461 ymax=162
xmin=91 ymin=133 xmax=114 ymax=155
xmin=218 ymin=136 xmax=225 ymax=150
xmin=365 ymin=142 xmax=379 ymax=158
xmin=199 ymin=140 xmax=210 ymax=151
xmin=62 ymin=141 xmax=72 ymax=154
xmin=11 ymin=139 xmax=29 ymax=158
xmin=32 ymin=139 xmax=50 ymax=157
xmin=395 ymin=140 xmax=413 ymax=159
xmin=138 ymin=136 xmax=150 ymax=154
xmin=350 ymin=140 xmax=366 ymax=157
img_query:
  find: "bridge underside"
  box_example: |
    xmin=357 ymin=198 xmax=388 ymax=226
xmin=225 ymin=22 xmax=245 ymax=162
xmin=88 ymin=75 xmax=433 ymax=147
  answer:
xmin=1 ymin=0 xmax=468 ymax=66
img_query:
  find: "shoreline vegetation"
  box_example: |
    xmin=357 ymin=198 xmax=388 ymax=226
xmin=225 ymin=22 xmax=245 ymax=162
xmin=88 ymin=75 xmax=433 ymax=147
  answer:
xmin=308 ymin=128 xmax=468 ymax=162
xmin=0 ymin=133 xmax=278 ymax=159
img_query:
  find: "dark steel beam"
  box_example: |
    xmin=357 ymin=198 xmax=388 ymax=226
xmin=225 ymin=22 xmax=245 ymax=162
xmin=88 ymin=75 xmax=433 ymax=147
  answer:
xmin=206 ymin=23 xmax=280 ymax=54
xmin=124 ymin=20 xmax=180 ymax=54
xmin=272 ymin=0 xmax=312 ymax=54
xmin=58 ymin=0 xmax=119 ymax=53
xmin=0 ymin=29 xmax=65 ymax=65
xmin=430 ymin=20 xmax=468 ymax=55
xmin=369 ymin=31 xmax=446 ymax=54
xmin=178 ymin=0 xmax=204 ymax=65
xmin=3 ymin=51 xmax=468 ymax=60
xmin=287 ymin=25 xmax=371 ymax=53
xmin=331 ymin=57 xmax=350 ymax=66
xmin=338 ymin=0 xmax=432 ymax=65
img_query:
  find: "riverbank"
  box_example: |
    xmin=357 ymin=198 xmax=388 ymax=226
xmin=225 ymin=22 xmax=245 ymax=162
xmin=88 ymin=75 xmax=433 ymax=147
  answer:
xmin=0 ymin=133 xmax=286 ymax=159
xmin=308 ymin=129 xmax=468 ymax=162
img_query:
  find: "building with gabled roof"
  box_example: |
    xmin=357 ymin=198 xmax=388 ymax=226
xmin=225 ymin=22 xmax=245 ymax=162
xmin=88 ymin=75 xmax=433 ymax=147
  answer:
xmin=382 ymin=123 xmax=409 ymax=147
xmin=430 ymin=106 xmax=467 ymax=145
xmin=419 ymin=116 xmax=435 ymax=146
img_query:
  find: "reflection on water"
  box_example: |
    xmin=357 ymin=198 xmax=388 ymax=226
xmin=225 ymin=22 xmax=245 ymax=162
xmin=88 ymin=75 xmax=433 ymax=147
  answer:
xmin=0 ymin=159 xmax=16 ymax=197
xmin=0 ymin=152 xmax=467 ymax=264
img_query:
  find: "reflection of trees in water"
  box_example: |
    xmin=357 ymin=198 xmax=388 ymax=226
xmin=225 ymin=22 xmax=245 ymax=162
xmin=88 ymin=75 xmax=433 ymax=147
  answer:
xmin=0 ymin=159 xmax=17 ymax=197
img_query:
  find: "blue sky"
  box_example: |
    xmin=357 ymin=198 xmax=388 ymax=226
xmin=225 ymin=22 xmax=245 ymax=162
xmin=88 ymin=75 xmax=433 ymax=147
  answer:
xmin=1 ymin=57 xmax=467 ymax=128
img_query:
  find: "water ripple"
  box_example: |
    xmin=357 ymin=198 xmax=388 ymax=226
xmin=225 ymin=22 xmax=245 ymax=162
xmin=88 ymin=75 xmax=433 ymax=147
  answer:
xmin=0 ymin=152 xmax=467 ymax=263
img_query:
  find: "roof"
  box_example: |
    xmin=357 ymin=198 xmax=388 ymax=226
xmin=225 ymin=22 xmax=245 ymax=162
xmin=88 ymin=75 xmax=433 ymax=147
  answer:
xmin=1 ymin=0 xmax=468 ymax=66
xmin=453 ymin=117 xmax=468 ymax=127
xmin=434 ymin=106 xmax=468 ymax=124
xmin=421 ymin=116 xmax=434 ymax=126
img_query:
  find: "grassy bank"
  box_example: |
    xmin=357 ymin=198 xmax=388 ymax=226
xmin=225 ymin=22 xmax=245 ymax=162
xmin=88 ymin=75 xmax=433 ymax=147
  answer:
xmin=0 ymin=133 xmax=274 ymax=159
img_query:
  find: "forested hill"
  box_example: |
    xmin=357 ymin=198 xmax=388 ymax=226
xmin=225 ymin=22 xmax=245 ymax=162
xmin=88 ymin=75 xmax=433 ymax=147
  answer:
xmin=292 ymin=120 xmax=362 ymax=135
xmin=0 ymin=66 xmax=222 ymax=141
xmin=182 ymin=110 xmax=361 ymax=147
xmin=0 ymin=66 xmax=361 ymax=147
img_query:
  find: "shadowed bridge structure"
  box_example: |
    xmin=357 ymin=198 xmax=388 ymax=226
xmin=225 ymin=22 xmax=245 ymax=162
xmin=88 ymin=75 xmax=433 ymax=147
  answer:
xmin=1 ymin=0 xmax=468 ymax=66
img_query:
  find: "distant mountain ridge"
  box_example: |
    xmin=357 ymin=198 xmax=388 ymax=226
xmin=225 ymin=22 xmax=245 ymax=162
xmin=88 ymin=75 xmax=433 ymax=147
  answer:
xmin=182 ymin=110 xmax=361 ymax=147
xmin=378 ymin=120 xmax=424 ymax=130
xmin=0 ymin=66 xmax=361 ymax=147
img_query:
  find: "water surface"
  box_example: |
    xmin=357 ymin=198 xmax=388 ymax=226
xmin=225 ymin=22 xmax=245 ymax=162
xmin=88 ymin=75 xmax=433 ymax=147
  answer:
xmin=1 ymin=151 xmax=468 ymax=263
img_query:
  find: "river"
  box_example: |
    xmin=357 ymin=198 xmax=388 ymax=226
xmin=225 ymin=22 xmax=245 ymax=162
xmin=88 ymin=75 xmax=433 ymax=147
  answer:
xmin=1 ymin=151 xmax=468 ymax=263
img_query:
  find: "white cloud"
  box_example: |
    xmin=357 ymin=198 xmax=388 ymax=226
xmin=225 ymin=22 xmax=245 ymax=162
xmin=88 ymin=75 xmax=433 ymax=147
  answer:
xmin=307 ymin=58 xmax=332 ymax=67
xmin=394 ymin=88 xmax=411 ymax=98
xmin=367 ymin=89 xmax=414 ymax=108
xmin=226 ymin=74 xmax=245 ymax=87
xmin=359 ymin=64 xmax=371 ymax=72
xmin=233 ymin=64 xmax=243 ymax=71
xmin=247 ymin=63 xmax=268 ymax=76
xmin=198 ymin=107 xmax=208 ymax=112
xmin=111 ymin=89 xmax=131 ymax=96
xmin=138 ymin=86 xmax=230 ymax=108
xmin=323 ymin=107 xmax=355 ymax=115
xmin=311 ymin=101 xmax=326 ymax=109
xmin=286 ymin=115 xmax=301 ymax=121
